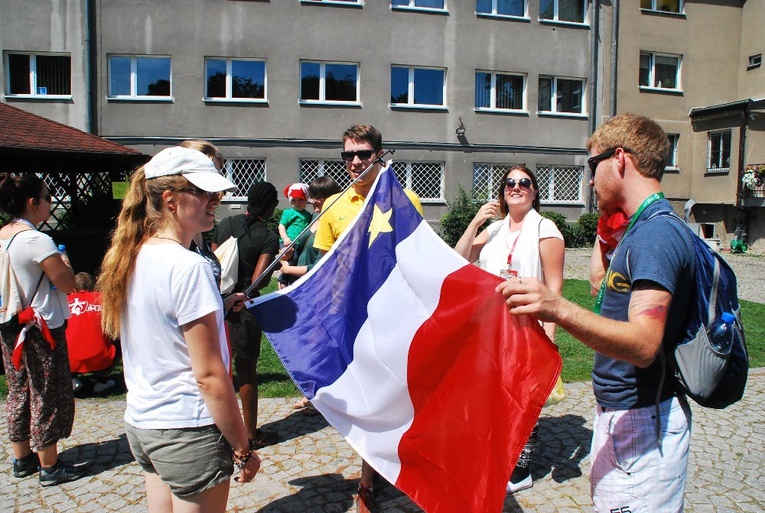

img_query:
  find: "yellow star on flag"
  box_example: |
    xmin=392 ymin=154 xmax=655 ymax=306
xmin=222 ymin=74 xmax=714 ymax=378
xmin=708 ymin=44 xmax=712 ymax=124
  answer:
xmin=368 ymin=204 xmax=393 ymax=247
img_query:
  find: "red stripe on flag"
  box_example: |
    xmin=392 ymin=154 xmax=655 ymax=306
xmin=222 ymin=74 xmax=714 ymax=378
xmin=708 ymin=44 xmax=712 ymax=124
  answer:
xmin=396 ymin=264 xmax=561 ymax=513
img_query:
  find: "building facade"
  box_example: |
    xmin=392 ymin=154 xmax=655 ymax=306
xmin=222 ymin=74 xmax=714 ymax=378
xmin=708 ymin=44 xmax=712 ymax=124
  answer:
xmin=2 ymin=0 xmax=763 ymax=249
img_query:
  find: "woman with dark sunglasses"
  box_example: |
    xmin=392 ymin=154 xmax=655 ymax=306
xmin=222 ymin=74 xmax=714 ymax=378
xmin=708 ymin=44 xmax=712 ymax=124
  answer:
xmin=455 ymin=164 xmax=564 ymax=494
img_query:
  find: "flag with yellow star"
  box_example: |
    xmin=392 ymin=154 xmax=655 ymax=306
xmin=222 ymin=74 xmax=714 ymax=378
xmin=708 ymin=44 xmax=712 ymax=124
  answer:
xmin=249 ymin=166 xmax=561 ymax=513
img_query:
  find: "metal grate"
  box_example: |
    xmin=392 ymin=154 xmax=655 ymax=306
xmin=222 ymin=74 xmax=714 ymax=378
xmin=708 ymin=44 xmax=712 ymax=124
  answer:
xmin=472 ymin=163 xmax=516 ymax=201
xmin=223 ymin=158 xmax=267 ymax=200
xmin=392 ymin=161 xmax=444 ymax=202
xmin=536 ymin=165 xmax=584 ymax=204
xmin=299 ymin=159 xmax=350 ymax=189
xmin=37 ymin=171 xmax=123 ymax=231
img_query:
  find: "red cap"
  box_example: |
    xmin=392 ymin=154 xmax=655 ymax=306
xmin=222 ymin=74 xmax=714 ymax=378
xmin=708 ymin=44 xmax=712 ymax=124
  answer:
xmin=283 ymin=183 xmax=308 ymax=200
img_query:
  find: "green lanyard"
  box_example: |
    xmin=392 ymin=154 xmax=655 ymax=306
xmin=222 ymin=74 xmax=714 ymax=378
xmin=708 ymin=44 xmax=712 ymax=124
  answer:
xmin=593 ymin=192 xmax=664 ymax=314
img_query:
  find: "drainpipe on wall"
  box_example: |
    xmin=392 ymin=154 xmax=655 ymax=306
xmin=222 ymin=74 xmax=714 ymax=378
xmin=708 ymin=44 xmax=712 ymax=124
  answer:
xmin=610 ymin=0 xmax=619 ymax=117
xmin=589 ymin=0 xmax=600 ymax=136
xmin=85 ymin=0 xmax=98 ymax=134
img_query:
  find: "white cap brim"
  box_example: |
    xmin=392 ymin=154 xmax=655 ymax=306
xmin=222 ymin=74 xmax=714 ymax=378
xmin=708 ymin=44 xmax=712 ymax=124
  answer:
xmin=185 ymin=171 xmax=237 ymax=192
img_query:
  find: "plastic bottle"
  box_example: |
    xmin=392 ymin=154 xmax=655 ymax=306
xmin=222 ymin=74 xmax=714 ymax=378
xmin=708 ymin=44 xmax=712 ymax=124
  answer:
xmin=708 ymin=311 xmax=736 ymax=355
xmin=499 ymin=254 xmax=518 ymax=280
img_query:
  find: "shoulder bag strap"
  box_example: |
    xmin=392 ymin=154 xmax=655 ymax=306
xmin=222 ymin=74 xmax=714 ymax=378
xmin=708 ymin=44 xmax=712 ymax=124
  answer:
xmin=6 ymin=230 xmax=46 ymax=307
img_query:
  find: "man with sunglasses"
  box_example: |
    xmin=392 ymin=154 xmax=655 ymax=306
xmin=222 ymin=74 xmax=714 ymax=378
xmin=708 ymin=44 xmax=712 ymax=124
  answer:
xmin=314 ymin=124 xmax=422 ymax=513
xmin=497 ymin=113 xmax=696 ymax=512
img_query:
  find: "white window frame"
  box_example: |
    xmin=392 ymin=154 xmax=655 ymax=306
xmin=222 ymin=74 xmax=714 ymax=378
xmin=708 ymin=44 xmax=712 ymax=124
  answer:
xmin=707 ymin=130 xmax=732 ymax=174
xmin=539 ymin=0 xmax=587 ymax=25
xmin=205 ymin=58 xmax=267 ymax=103
xmin=666 ymin=133 xmax=680 ymax=171
xmin=640 ymin=0 xmax=684 ymax=14
xmin=391 ymin=0 xmax=447 ymax=12
xmin=392 ymin=161 xmax=445 ymax=203
xmin=536 ymin=165 xmax=585 ymax=205
xmin=476 ymin=0 xmax=528 ymax=19
xmin=299 ymin=60 xmax=360 ymax=106
xmin=108 ymin=55 xmax=172 ymax=100
xmin=538 ymin=76 xmax=586 ymax=117
xmin=390 ymin=65 xmax=447 ymax=109
xmin=639 ymin=52 xmax=682 ymax=92
xmin=475 ymin=70 xmax=527 ymax=113
xmin=222 ymin=158 xmax=267 ymax=201
xmin=4 ymin=52 xmax=72 ymax=99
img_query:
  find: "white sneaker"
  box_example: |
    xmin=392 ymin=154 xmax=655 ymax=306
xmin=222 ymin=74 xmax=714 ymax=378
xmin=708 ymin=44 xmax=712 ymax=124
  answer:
xmin=506 ymin=473 xmax=533 ymax=494
xmin=93 ymin=379 xmax=116 ymax=393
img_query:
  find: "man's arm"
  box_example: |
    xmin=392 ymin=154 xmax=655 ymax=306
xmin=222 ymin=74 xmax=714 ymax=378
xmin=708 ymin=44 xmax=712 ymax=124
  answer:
xmin=496 ymin=278 xmax=670 ymax=368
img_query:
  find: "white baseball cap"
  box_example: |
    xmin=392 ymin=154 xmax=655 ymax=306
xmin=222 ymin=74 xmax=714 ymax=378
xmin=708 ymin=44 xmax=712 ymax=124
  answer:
xmin=144 ymin=147 xmax=236 ymax=192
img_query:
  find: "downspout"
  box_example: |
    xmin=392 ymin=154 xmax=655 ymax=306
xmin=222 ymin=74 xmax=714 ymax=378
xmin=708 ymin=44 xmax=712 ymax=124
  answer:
xmin=588 ymin=0 xmax=601 ymax=212
xmin=85 ymin=0 xmax=98 ymax=134
xmin=736 ymin=109 xmax=747 ymax=209
xmin=610 ymin=0 xmax=619 ymax=117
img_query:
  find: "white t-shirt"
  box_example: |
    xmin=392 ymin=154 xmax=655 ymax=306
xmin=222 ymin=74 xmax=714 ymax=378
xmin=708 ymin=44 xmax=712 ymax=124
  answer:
xmin=122 ymin=243 xmax=229 ymax=429
xmin=0 ymin=230 xmax=69 ymax=329
xmin=477 ymin=208 xmax=563 ymax=280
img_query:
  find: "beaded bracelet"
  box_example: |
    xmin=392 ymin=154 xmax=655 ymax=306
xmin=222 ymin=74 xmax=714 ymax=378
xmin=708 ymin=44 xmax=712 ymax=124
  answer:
xmin=232 ymin=448 xmax=252 ymax=470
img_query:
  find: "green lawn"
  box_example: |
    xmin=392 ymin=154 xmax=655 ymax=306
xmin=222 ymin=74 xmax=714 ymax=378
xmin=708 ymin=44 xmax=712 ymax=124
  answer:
xmin=1 ymin=278 xmax=763 ymax=399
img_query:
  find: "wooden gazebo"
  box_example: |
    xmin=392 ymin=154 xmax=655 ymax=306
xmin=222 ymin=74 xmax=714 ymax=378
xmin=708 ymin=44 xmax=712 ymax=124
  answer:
xmin=0 ymin=102 xmax=149 ymax=274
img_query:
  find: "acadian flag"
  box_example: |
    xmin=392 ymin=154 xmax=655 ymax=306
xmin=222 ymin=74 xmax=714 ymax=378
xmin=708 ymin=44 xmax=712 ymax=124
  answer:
xmin=248 ymin=166 xmax=561 ymax=513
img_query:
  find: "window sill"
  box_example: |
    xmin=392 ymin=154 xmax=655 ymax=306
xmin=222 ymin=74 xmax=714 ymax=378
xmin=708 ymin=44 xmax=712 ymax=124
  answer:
xmin=639 ymin=86 xmax=683 ymax=95
xmin=476 ymin=13 xmax=530 ymax=23
xmin=299 ymin=100 xmax=361 ymax=107
xmin=5 ymin=94 xmax=73 ymax=101
xmin=204 ymin=98 xmax=269 ymax=105
xmin=419 ymin=199 xmax=446 ymax=204
xmin=107 ymin=96 xmax=173 ymax=102
xmin=390 ymin=104 xmax=448 ymax=112
xmin=664 ymin=166 xmax=680 ymax=174
xmin=391 ymin=6 xmax=448 ymax=15
xmin=539 ymin=19 xmax=589 ymax=29
xmin=537 ymin=111 xmax=587 ymax=120
xmin=705 ymin=168 xmax=730 ymax=175
xmin=475 ymin=108 xmax=529 ymax=117
xmin=640 ymin=8 xmax=686 ymax=19
xmin=300 ymin=0 xmax=362 ymax=7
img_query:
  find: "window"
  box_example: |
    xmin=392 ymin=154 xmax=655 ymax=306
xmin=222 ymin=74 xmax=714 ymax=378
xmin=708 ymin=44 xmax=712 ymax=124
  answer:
xmin=300 ymin=61 xmax=359 ymax=104
xmin=391 ymin=66 xmax=446 ymax=108
xmin=108 ymin=55 xmax=171 ymax=98
xmin=540 ymin=0 xmax=585 ymax=23
xmin=538 ymin=76 xmax=584 ymax=115
xmin=206 ymin=58 xmax=266 ymax=101
xmin=223 ymin=158 xmax=267 ymax=200
xmin=392 ymin=161 xmax=444 ymax=202
xmin=392 ymin=0 xmax=446 ymax=9
xmin=473 ymin=163 xmax=516 ymax=200
xmin=6 ymin=53 xmax=71 ymax=97
xmin=639 ymin=52 xmax=681 ymax=90
xmin=666 ymin=134 xmax=679 ymax=170
xmin=748 ymin=54 xmax=762 ymax=71
xmin=300 ymin=159 xmax=350 ymax=188
xmin=476 ymin=71 xmax=525 ymax=112
xmin=536 ymin=165 xmax=584 ymax=204
xmin=640 ymin=0 xmax=683 ymax=13
xmin=707 ymin=130 xmax=731 ymax=173
xmin=476 ymin=0 xmax=526 ymax=17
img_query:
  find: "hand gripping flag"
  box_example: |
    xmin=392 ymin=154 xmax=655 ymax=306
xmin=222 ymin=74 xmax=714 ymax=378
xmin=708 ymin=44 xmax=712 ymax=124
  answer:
xmin=248 ymin=167 xmax=561 ymax=513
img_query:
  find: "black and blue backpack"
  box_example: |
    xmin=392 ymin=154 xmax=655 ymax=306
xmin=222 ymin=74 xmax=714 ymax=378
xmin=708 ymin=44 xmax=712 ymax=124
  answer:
xmin=660 ymin=212 xmax=748 ymax=409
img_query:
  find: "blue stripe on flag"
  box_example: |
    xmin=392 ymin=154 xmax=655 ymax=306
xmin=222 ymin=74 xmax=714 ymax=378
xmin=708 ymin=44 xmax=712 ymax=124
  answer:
xmin=251 ymin=167 xmax=421 ymax=398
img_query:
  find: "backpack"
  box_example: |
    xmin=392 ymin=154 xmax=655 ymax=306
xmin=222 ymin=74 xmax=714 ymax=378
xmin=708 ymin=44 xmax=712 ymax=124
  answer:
xmin=659 ymin=212 xmax=748 ymax=409
xmin=215 ymin=234 xmax=239 ymax=295
xmin=0 ymin=233 xmax=24 ymax=324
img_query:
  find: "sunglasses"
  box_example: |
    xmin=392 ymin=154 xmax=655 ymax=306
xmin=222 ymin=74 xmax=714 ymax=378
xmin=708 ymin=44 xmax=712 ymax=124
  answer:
xmin=504 ymin=177 xmax=533 ymax=190
xmin=179 ymin=186 xmax=223 ymax=200
xmin=341 ymin=150 xmax=376 ymax=162
xmin=588 ymin=147 xmax=633 ymax=177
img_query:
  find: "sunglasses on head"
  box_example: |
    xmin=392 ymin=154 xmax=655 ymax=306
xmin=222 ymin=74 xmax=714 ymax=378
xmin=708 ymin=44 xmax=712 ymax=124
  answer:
xmin=179 ymin=186 xmax=223 ymax=200
xmin=341 ymin=150 xmax=376 ymax=162
xmin=504 ymin=177 xmax=533 ymax=190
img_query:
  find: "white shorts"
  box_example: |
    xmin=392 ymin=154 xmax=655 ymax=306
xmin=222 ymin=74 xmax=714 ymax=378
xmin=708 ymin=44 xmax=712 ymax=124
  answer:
xmin=590 ymin=396 xmax=692 ymax=513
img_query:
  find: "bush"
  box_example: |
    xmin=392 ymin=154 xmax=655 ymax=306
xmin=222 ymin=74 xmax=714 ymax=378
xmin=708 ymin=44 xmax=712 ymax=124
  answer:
xmin=576 ymin=213 xmax=599 ymax=247
xmin=438 ymin=185 xmax=482 ymax=247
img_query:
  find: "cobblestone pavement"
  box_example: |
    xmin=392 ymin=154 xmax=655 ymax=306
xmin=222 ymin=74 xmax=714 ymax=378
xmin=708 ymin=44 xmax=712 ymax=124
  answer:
xmin=1 ymin=368 xmax=763 ymax=512
xmin=2 ymin=249 xmax=763 ymax=512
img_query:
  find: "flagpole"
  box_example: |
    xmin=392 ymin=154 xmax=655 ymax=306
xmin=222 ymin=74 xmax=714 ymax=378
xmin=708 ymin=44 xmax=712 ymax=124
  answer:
xmin=244 ymin=149 xmax=395 ymax=298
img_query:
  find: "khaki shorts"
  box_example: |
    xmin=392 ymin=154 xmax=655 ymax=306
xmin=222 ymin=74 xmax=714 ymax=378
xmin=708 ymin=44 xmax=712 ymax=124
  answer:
xmin=125 ymin=422 xmax=234 ymax=498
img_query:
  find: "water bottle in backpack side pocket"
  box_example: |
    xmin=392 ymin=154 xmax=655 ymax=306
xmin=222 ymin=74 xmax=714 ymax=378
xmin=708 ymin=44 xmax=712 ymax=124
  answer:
xmin=708 ymin=311 xmax=736 ymax=355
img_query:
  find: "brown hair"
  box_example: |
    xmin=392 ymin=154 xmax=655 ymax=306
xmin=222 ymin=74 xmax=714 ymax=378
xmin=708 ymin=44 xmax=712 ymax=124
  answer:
xmin=342 ymin=124 xmax=382 ymax=153
xmin=586 ymin=113 xmax=670 ymax=180
xmin=497 ymin=165 xmax=541 ymax=216
xmin=180 ymin=139 xmax=224 ymax=171
xmin=0 ymin=174 xmax=47 ymax=219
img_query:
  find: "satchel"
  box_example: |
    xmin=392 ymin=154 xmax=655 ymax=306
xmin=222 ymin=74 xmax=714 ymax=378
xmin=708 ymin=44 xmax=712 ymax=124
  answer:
xmin=215 ymin=234 xmax=239 ymax=295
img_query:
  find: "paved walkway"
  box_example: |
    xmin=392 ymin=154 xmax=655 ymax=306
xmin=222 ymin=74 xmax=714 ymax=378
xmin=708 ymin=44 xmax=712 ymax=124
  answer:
xmin=1 ymin=368 xmax=763 ymax=512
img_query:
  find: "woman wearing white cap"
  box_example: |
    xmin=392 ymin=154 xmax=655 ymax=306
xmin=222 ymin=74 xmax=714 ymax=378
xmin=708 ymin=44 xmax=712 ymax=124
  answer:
xmin=97 ymin=147 xmax=260 ymax=512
